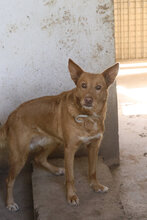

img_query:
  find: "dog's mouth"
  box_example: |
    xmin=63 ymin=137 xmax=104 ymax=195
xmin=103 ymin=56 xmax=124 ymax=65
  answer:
xmin=76 ymin=97 xmax=93 ymax=109
xmin=83 ymin=104 xmax=93 ymax=109
xmin=83 ymin=97 xmax=93 ymax=109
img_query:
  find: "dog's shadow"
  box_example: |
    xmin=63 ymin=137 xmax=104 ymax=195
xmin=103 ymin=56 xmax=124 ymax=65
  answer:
xmin=33 ymin=157 xmax=89 ymax=199
xmin=0 ymin=163 xmax=34 ymax=220
xmin=0 ymin=168 xmax=8 ymax=207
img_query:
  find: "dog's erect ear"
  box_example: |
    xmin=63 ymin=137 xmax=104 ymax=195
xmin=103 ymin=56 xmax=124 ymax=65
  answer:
xmin=102 ymin=63 xmax=119 ymax=87
xmin=68 ymin=59 xmax=83 ymax=85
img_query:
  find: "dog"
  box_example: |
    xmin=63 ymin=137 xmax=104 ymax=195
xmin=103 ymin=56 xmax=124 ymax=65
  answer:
xmin=0 ymin=59 xmax=119 ymax=211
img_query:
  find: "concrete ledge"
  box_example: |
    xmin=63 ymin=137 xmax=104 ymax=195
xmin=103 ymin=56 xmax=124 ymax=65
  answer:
xmin=32 ymin=157 xmax=125 ymax=220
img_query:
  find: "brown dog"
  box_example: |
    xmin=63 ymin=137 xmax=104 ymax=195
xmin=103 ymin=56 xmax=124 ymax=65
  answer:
xmin=0 ymin=59 xmax=119 ymax=211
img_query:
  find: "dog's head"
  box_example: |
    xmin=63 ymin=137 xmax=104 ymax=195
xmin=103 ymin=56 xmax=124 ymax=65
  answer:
xmin=68 ymin=59 xmax=119 ymax=112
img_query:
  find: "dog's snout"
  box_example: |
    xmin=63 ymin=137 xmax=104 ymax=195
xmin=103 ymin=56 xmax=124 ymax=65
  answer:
xmin=84 ymin=97 xmax=93 ymax=106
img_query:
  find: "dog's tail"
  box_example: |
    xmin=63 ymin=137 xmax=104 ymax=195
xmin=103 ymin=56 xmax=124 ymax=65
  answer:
xmin=0 ymin=123 xmax=7 ymax=148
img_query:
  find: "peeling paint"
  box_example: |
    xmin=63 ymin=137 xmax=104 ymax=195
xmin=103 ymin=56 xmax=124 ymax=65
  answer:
xmin=91 ymin=43 xmax=104 ymax=60
xmin=7 ymin=24 xmax=18 ymax=33
xmin=97 ymin=43 xmax=103 ymax=52
xmin=43 ymin=0 xmax=57 ymax=6
xmin=96 ymin=3 xmax=110 ymax=14
xmin=103 ymin=14 xmax=114 ymax=23
xmin=40 ymin=11 xmax=90 ymax=37
xmin=41 ymin=10 xmax=75 ymax=28
xmin=99 ymin=4 xmax=110 ymax=11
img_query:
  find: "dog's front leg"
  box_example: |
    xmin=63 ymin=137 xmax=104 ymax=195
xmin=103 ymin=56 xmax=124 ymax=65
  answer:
xmin=64 ymin=144 xmax=79 ymax=206
xmin=87 ymin=139 xmax=109 ymax=193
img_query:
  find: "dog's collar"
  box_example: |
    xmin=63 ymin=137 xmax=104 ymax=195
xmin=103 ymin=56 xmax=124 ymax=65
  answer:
xmin=75 ymin=113 xmax=100 ymax=123
xmin=75 ymin=115 xmax=88 ymax=123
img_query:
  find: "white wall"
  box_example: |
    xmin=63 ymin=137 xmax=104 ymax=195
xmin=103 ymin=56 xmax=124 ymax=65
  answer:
xmin=0 ymin=0 xmax=115 ymax=123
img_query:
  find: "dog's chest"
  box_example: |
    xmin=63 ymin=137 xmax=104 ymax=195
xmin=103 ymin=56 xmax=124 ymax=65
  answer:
xmin=75 ymin=115 xmax=100 ymax=131
xmin=79 ymin=132 xmax=102 ymax=144
xmin=75 ymin=115 xmax=103 ymax=144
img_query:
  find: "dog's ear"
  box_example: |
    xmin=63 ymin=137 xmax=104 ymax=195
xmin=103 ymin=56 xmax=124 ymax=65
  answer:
xmin=68 ymin=59 xmax=83 ymax=85
xmin=102 ymin=63 xmax=119 ymax=87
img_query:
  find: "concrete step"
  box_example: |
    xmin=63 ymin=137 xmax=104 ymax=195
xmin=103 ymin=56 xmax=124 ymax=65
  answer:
xmin=32 ymin=157 xmax=125 ymax=220
xmin=0 ymin=164 xmax=34 ymax=220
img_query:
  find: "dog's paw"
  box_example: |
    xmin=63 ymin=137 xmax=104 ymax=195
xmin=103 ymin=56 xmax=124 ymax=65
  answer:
xmin=97 ymin=185 xmax=109 ymax=193
xmin=90 ymin=183 xmax=109 ymax=193
xmin=7 ymin=203 xmax=19 ymax=212
xmin=55 ymin=167 xmax=65 ymax=176
xmin=67 ymin=194 xmax=79 ymax=206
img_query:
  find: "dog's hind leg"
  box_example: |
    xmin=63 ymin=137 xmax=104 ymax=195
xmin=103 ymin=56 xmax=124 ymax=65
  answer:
xmin=6 ymin=159 xmax=26 ymax=211
xmin=6 ymin=133 xmax=29 ymax=211
xmin=34 ymin=145 xmax=65 ymax=175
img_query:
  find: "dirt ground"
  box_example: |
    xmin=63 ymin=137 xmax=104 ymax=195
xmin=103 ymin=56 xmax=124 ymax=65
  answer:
xmin=112 ymin=66 xmax=147 ymax=220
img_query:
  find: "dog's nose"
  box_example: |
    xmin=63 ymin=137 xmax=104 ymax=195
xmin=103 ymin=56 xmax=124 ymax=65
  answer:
xmin=84 ymin=97 xmax=93 ymax=106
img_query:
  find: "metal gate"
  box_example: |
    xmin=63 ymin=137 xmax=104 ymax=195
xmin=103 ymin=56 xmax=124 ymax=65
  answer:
xmin=114 ymin=0 xmax=147 ymax=61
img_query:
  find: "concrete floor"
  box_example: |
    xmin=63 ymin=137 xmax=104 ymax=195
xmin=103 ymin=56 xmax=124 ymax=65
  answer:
xmin=112 ymin=65 xmax=147 ymax=220
xmin=32 ymin=157 xmax=125 ymax=220
xmin=0 ymin=164 xmax=34 ymax=220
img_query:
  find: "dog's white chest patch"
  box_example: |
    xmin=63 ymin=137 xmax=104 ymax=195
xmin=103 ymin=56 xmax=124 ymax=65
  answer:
xmin=79 ymin=133 xmax=102 ymax=144
xmin=30 ymin=137 xmax=51 ymax=150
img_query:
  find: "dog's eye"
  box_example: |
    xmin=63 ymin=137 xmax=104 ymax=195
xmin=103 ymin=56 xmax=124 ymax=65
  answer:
xmin=81 ymin=83 xmax=87 ymax=88
xmin=95 ymin=85 xmax=101 ymax=90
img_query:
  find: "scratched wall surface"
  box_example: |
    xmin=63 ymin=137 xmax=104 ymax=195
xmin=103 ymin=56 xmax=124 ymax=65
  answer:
xmin=0 ymin=0 xmax=115 ymax=122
